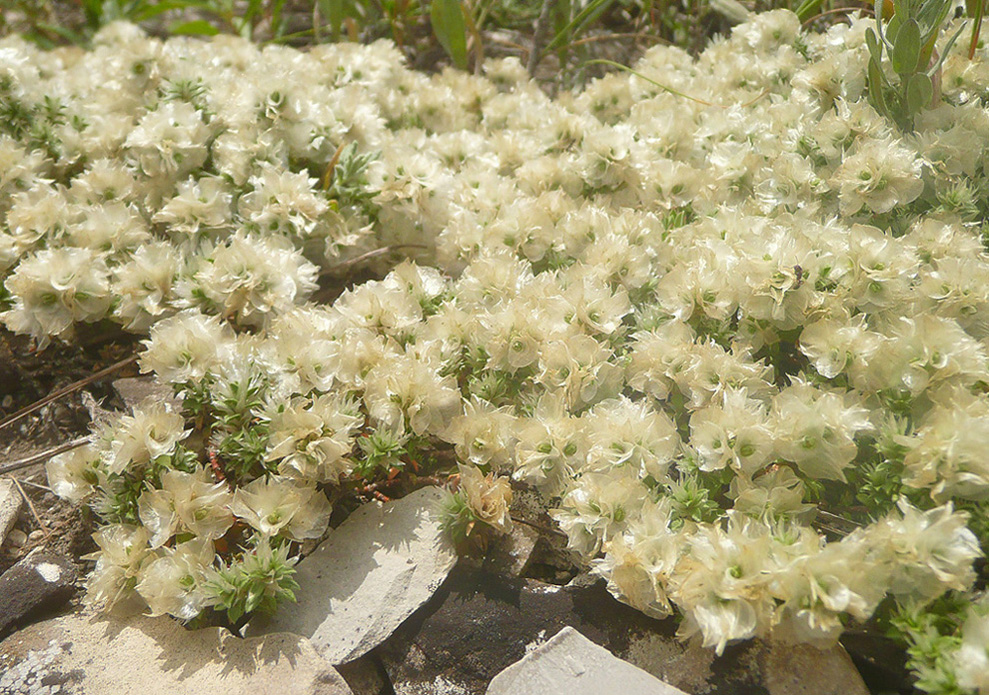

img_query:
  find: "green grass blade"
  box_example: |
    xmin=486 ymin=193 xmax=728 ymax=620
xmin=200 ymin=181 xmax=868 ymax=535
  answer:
xmin=431 ymin=0 xmax=469 ymax=70
xmin=546 ymin=0 xmax=615 ymax=52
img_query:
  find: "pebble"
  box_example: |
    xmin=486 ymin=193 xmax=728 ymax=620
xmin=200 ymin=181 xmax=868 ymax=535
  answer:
xmin=0 ymin=551 xmax=77 ymax=639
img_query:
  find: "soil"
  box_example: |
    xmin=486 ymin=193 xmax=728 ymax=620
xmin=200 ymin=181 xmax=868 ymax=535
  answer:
xmin=0 ymin=326 xmax=140 ymax=575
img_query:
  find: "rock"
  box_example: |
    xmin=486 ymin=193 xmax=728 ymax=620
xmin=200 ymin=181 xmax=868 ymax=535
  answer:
xmin=113 ymin=377 xmax=181 ymax=412
xmin=0 ymin=478 xmax=23 ymax=547
xmin=6 ymin=528 xmax=28 ymax=549
xmin=248 ymin=486 xmax=457 ymax=665
xmin=758 ymin=638 xmax=871 ymax=695
xmin=487 ymin=626 xmax=687 ymax=695
xmin=482 ymin=523 xmax=540 ymax=578
xmin=0 ymin=551 xmax=77 ymax=639
xmin=840 ymin=630 xmax=912 ymax=694
xmin=0 ymin=610 xmax=354 ymax=695
xmin=378 ymin=568 xmax=868 ymax=695
xmin=336 ymin=654 xmax=392 ymax=695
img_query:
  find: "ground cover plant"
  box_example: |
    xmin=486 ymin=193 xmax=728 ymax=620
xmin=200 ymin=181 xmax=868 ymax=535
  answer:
xmin=2 ymin=2 xmax=989 ymax=693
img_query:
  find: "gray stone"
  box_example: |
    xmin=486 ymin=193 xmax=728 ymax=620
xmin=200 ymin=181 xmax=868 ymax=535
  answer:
xmin=487 ymin=626 xmax=687 ymax=695
xmin=377 ymin=568 xmax=868 ymax=695
xmin=0 ymin=551 xmax=77 ymax=639
xmin=840 ymin=630 xmax=911 ymax=694
xmin=758 ymin=637 xmax=870 ymax=695
xmin=112 ymin=376 xmax=181 ymax=412
xmin=0 ymin=478 xmax=23 ymax=547
xmin=336 ymin=654 xmax=391 ymax=695
xmin=248 ymin=486 xmax=457 ymax=665
xmin=482 ymin=523 xmax=540 ymax=578
xmin=0 ymin=610 xmax=353 ymax=695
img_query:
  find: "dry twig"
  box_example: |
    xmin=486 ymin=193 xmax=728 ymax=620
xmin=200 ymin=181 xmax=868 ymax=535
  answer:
xmin=0 ymin=437 xmax=90 ymax=476
xmin=0 ymin=354 xmax=137 ymax=432
xmin=11 ymin=476 xmax=50 ymax=538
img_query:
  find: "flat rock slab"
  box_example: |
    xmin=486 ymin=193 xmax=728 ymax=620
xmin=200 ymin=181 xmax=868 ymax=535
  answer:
xmin=487 ymin=626 xmax=687 ymax=695
xmin=248 ymin=486 xmax=457 ymax=665
xmin=377 ymin=568 xmax=869 ymax=695
xmin=0 ymin=478 xmax=23 ymax=547
xmin=759 ymin=638 xmax=870 ymax=695
xmin=0 ymin=551 xmax=76 ymax=640
xmin=112 ymin=377 xmax=181 ymax=412
xmin=0 ymin=610 xmax=353 ymax=695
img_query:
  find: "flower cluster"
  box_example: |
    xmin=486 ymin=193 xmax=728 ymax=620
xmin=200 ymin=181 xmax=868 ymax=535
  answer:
xmin=15 ymin=9 xmax=989 ymax=688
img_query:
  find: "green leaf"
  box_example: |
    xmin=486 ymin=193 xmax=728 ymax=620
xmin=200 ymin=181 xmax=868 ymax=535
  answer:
xmin=546 ymin=0 xmax=614 ymax=52
xmin=866 ymin=27 xmax=883 ymax=61
xmin=906 ymin=72 xmax=933 ymax=113
xmin=970 ymin=0 xmax=985 ymax=58
xmin=928 ymin=20 xmax=969 ymax=75
xmin=132 ymin=1 xmax=213 ymax=22
xmin=320 ymin=0 xmax=344 ymax=38
xmin=892 ymin=19 xmax=921 ymax=74
xmin=795 ymin=0 xmax=824 ymax=22
xmin=430 ymin=0 xmax=469 ymax=70
xmin=886 ymin=13 xmax=902 ymax=43
xmin=868 ymin=56 xmax=890 ymax=116
xmin=169 ymin=20 xmax=221 ymax=36
xmin=35 ymin=22 xmax=88 ymax=46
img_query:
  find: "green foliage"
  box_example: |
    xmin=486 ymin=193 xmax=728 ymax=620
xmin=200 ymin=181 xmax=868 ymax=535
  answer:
xmin=865 ymin=0 xmax=968 ymax=130
xmin=204 ymin=535 xmax=300 ymax=625
xmin=325 ymin=142 xmax=379 ymax=214
xmin=94 ymin=446 xmax=199 ymax=524
xmin=667 ymin=458 xmax=727 ymax=528
xmin=431 ymin=0 xmax=469 ymax=69
xmin=354 ymin=427 xmax=410 ymax=478
xmin=437 ymin=487 xmax=476 ymax=543
xmin=1 ymin=0 xmax=827 ymax=80
xmin=889 ymin=596 xmax=970 ymax=695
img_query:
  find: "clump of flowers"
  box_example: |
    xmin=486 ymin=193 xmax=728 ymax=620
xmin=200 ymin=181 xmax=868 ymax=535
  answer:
xmin=12 ymin=9 xmax=989 ymax=691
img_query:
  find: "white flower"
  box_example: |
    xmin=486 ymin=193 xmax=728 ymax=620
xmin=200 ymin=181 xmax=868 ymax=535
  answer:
xmin=512 ymin=393 xmax=586 ymax=497
xmin=139 ymin=309 xmax=235 ymax=383
xmin=592 ymin=499 xmax=682 ymax=620
xmin=178 ymin=232 xmax=318 ymax=327
xmin=266 ymin=394 xmax=363 ymax=482
xmin=551 ymin=472 xmax=647 ymax=557
xmin=903 ymin=388 xmax=989 ymax=501
xmin=153 ymin=175 xmax=233 ymax=236
xmin=870 ymin=500 xmax=981 ymax=602
xmin=105 ymin=400 xmax=190 ymax=474
xmin=690 ymin=389 xmax=774 ymax=478
xmin=3 ymin=247 xmax=111 ymax=347
xmin=136 ymin=537 xmax=215 ymax=619
xmin=771 ymin=381 xmax=872 ymax=482
xmin=124 ymin=101 xmax=210 ymax=178
xmin=363 ymin=353 xmax=461 ymax=436
xmin=238 ymin=163 xmax=329 ymax=237
xmin=582 ymin=396 xmax=679 ymax=482
xmin=955 ymin=595 xmax=989 ymax=693
xmin=671 ymin=516 xmax=777 ymax=655
xmin=84 ymin=524 xmax=152 ymax=611
xmin=830 ymin=137 xmax=923 ymax=216
xmin=111 ymin=241 xmax=179 ymax=331
xmin=137 ymin=467 xmax=234 ymax=548
xmin=230 ymin=476 xmax=332 ymax=541
xmin=444 ymin=396 xmax=517 ymax=470
xmin=458 ymin=464 xmax=513 ymax=533
xmin=46 ymin=444 xmax=100 ymax=503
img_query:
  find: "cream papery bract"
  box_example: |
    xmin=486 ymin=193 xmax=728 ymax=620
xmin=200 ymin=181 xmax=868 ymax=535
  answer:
xmin=13 ymin=11 xmax=987 ymax=677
